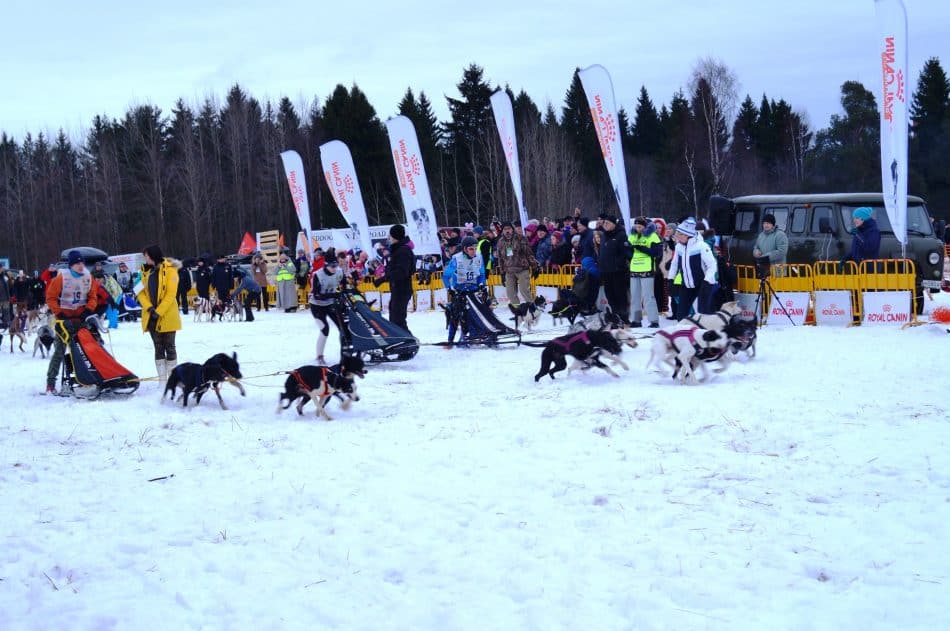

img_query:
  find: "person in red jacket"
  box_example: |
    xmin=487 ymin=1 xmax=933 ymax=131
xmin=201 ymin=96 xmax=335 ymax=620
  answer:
xmin=45 ymin=250 xmax=99 ymax=393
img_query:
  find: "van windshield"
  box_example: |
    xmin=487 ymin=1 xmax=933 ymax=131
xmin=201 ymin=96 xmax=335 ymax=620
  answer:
xmin=840 ymin=205 xmax=934 ymax=236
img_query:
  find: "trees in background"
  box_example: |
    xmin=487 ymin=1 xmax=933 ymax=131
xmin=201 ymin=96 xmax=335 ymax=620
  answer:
xmin=1 ymin=57 xmax=948 ymax=271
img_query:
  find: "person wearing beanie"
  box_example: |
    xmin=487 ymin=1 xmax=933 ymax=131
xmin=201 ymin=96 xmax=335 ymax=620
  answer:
xmin=667 ymin=218 xmax=719 ymax=320
xmin=385 ymin=223 xmax=415 ymax=338
xmin=847 ymin=206 xmax=881 ymax=264
xmin=308 ymin=249 xmax=347 ymax=365
xmin=753 ymin=212 xmax=788 ymax=274
xmin=596 ymin=215 xmax=632 ymax=323
xmin=44 ymin=250 xmax=101 ymax=393
xmin=495 ymin=220 xmax=539 ymax=306
xmin=628 ymin=216 xmax=663 ymax=327
xmin=442 ymin=235 xmax=486 ymax=344
xmin=389 ymin=223 xmax=406 ymax=241
xmin=137 ymin=244 xmax=182 ymax=382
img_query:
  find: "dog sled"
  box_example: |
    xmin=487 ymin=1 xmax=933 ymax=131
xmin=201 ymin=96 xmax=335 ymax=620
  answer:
xmin=56 ymin=321 xmax=139 ymax=399
xmin=337 ymin=290 xmax=420 ymax=363
xmin=441 ymin=287 xmax=521 ymax=347
xmin=119 ymin=292 xmax=142 ymax=322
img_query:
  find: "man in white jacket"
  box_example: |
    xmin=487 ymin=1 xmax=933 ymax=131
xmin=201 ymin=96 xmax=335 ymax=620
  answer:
xmin=667 ymin=218 xmax=719 ymax=320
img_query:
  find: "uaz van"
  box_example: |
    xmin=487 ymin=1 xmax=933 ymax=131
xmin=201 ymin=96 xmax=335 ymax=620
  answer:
xmin=708 ymin=193 xmax=945 ymax=304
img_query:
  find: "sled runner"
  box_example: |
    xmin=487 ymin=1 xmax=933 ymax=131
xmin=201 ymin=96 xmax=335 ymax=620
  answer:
xmin=337 ymin=290 xmax=419 ymax=363
xmin=57 ymin=321 xmax=139 ymax=399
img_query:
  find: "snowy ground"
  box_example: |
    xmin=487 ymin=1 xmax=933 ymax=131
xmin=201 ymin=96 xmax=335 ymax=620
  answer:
xmin=1 ymin=296 xmax=949 ymax=630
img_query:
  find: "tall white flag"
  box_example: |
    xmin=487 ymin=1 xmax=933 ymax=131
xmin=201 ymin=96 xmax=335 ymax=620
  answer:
xmin=875 ymin=0 xmax=909 ymax=248
xmin=319 ymin=140 xmax=374 ymax=256
xmin=279 ymin=150 xmax=313 ymax=256
xmin=578 ymin=64 xmax=632 ymax=230
xmin=384 ymin=116 xmax=442 ymax=256
xmin=489 ymin=90 xmax=530 ymax=227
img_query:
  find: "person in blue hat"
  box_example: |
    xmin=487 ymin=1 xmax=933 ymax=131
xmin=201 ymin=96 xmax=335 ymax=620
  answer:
xmin=44 ymin=250 xmax=101 ymax=393
xmin=848 ymin=207 xmax=881 ymax=264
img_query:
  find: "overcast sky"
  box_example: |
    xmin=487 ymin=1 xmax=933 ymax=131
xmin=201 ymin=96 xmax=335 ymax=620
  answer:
xmin=2 ymin=0 xmax=946 ymax=141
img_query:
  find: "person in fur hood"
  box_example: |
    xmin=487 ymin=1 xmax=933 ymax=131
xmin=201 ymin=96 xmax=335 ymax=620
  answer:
xmin=137 ymin=245 xmax=182 ymax=382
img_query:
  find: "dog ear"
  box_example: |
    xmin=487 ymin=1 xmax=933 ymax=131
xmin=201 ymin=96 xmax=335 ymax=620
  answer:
xmin=232 ymin=352 xmax=238 ymax=363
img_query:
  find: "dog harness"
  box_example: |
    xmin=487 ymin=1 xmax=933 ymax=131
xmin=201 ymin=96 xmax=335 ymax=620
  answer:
xmin=550 ymin=330 xmax=590 ymax=352
xmin=656 ymin=327 xmax=699 ymax=348
xmin=684 ymin=310 xmax=730 ymax=328
xmin=291 ymin=367 xmax=327 ymax=390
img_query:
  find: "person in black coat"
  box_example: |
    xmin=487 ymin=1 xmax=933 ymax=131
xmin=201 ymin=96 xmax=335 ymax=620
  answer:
xmin=211 ymin=255 xmax=234 ymax=303
xmin=177 ymin=262 xmax=193 ymax=314
xmin=193 ymin=257 xmax=213 ymax=300
xmin=597 ymin=216 xmax=633 ymax=324
xmin=384 ymin=224 xmax=415 ymax=335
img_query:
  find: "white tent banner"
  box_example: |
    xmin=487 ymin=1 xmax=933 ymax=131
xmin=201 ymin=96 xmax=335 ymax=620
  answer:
xmin=875 ymin=0 xmax=909 ymax=247
xmin=766 ymin=292 xmax=810 ymax=326
xmin=384 ymin=116 xmax=442 ymax=256
xmin=862 ymin=290 xmax=911 ymax=325
xmin=489 ymin=90 xmax=530 ymax=227
xmin=578 ymin=64 xmax=632 ymax=230
xmin=319 ymin=140 xmax=374 ymax=255
xmin=814 ymin=290 xmax=853 ymax=326
xmin=279 ymin=150 xmax=314 ymax=257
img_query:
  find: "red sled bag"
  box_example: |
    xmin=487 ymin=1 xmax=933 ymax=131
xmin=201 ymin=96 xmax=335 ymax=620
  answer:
xmin=61 ymin=325 xmax=139 ymax=398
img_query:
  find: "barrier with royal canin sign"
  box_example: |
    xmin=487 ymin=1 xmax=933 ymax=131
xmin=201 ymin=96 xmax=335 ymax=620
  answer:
xmin=733 ymin=259 xmax=919 ymax=325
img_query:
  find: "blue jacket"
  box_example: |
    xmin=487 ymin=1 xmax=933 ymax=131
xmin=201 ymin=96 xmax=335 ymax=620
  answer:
xmin=231 ymin=268 xmax=261 ymax=298
xmin=850 ymin=218 xmax=881 ymax=263
xmin=444 ymin=252 xmax=485 ymax=291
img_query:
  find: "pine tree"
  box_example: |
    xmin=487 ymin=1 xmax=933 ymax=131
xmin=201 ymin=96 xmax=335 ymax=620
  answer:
xmin=807 ymin=81 xmax=880 ymax=191
xmin=560 ymin=69 xmax=608 ymax=204
xmin=909 ymin=57 xmax=950 ymax=215
xmin=630 ymin=86 xmax=662 ymax=156
xmin=442 ymin=64 xmax=495 ymax=222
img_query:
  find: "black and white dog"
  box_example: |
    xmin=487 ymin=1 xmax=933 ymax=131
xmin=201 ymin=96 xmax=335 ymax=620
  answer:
xmin=278 ymin=354 xmax=367 ymax=420
xmin=534 ymin=328 xmax=635 ymax=381
xmin=549 ymin=289 xmax=581 ymax=327
xmin=163 ymin=352 xmax=245 ymax=409
xmin=647 ymin=324 xmax=730 ymax=385
xmin=33 ymin=313 xmax=56 ymax=358
xmin=509 ymin=295 xmax=547 ymax=331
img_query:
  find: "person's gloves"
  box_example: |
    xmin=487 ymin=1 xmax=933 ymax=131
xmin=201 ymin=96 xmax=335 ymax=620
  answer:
xmin=634 ymin=245 xmax=651 ymax=254
xmin=531 ymin=269 xmax=540 ymax=279
xmin=85 ymin=314 xmax=100 ymax=327
xmin=372 ymin=277 xmax=384 ymax=287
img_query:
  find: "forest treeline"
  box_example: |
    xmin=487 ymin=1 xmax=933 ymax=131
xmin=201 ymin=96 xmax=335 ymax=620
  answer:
xmin=2 ymin=57 xmax=949 ymax=270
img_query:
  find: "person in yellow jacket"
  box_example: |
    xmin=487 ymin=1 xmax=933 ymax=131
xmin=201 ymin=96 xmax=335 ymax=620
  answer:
xmin=137 ymin=245 xmax=182 ymax=382
xmin=628 ymin=217 xmax=663 ymax=327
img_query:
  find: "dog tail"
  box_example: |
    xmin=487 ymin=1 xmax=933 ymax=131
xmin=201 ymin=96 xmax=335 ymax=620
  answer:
xmin=163 ymin=369 xmax=180 ymax=401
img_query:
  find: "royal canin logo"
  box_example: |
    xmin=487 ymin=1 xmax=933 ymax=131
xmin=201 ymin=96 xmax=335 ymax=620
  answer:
xmin=821 ymin=303 xmax=846 ymax=317
xmin=591 ymin=95 xmax=617 ymax=167
xmin=880 ymin=36 xmax=905 ymax=123
xmin=883 ymin=304 xmax=892 ymax=312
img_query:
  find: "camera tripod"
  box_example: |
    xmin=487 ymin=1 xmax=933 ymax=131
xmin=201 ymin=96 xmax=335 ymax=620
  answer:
xmin=753 ymin=273 xmax=796 ymax=326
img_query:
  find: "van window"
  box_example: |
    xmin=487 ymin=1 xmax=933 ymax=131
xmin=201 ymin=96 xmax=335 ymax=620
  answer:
xmin=812 ymin=206 xmax=834 ymax=234
xmin=790 ymin=207 xmax=808 ymax=233
xmin=735 ymin=209 xmax=757 ymax=233
xmin=764 ymin=206 xmax=789 ymax=231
